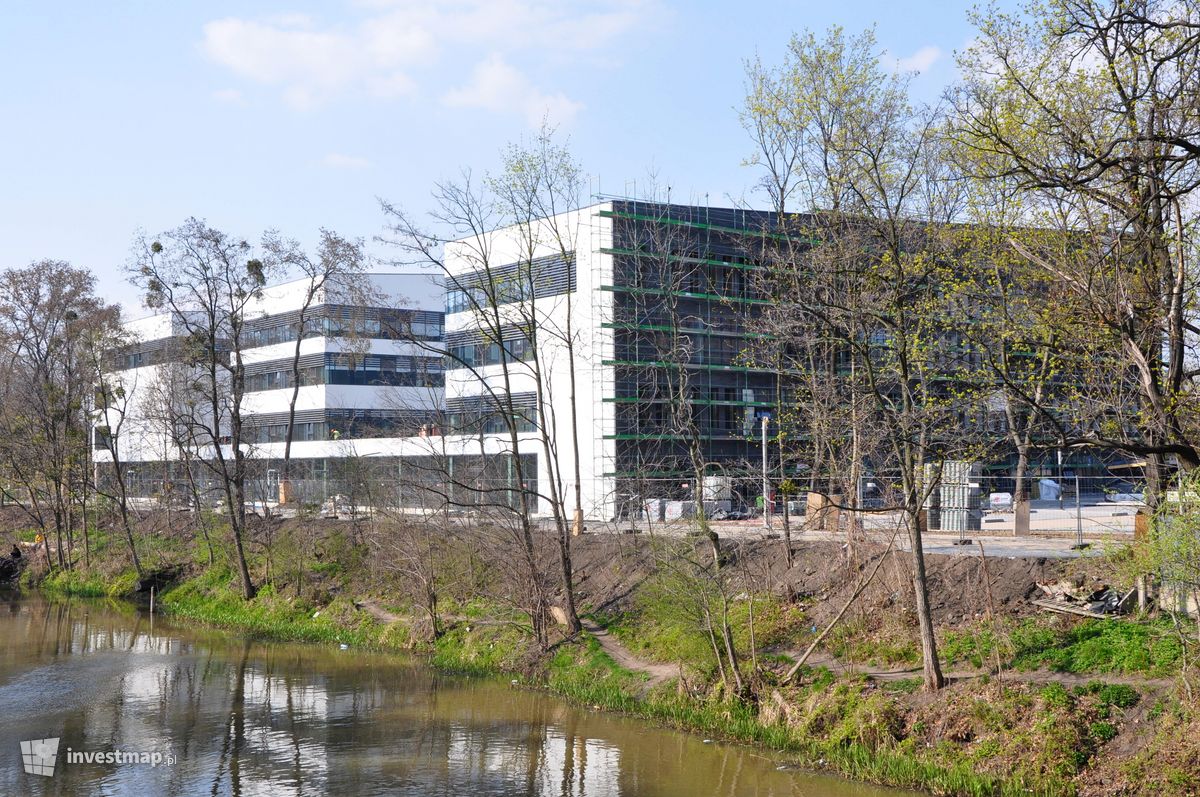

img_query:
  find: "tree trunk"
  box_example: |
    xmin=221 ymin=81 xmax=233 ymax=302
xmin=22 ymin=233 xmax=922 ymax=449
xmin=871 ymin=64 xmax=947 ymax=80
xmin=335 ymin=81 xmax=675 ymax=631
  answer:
xmin=53 ymin=508 xmax=65 ymax=569
xmin=110 ymin=463 xmax=144 ymax=577
xmin=80 ymin=486 xmax=90 ymax=568
xmin=781 ymin=495 xmax=793 ymax=568
xmin=1013 ymin=447 xmax=1028 ymax=504
xmin=230 ymin=518 xmax=255 ymax=599
xmin=230 ymin=469 xmax=256 ymax=599
xmin=557 ymin=535 xmax=582 ymax=634
xmin=183 ymin=457 xmax=215 ymax=566
xmin=719 ymin=595 xmax=745 ymax=696
xmin=908 ymin=508 xmax=945 ymax=690
xmin=703 ymin=607 xmax=730 ymax=686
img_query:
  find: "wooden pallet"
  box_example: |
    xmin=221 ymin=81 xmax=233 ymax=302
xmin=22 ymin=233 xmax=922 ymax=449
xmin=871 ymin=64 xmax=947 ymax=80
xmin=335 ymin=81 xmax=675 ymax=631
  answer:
xmin=1032 ymin=587 xmax=1137 ymax=618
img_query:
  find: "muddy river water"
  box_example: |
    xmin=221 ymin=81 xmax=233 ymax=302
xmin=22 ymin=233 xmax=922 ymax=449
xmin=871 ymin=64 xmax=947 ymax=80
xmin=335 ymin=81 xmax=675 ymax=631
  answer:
xmin=0 ymin=595 xmax=917 ymax=796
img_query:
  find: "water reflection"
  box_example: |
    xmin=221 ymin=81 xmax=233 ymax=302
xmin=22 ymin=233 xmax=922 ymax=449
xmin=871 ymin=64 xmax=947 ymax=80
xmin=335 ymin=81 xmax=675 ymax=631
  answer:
xmin=0 ymin=597 xmax=912 ymax=796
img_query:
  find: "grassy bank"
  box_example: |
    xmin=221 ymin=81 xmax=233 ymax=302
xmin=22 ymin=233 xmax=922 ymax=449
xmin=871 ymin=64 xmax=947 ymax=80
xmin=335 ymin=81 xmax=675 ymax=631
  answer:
xmin=32 ymin=563 xmax=1029 ymax=795
xmin=14 ymin=514 xmax=1195 ymax=797
xmin=429 ymin=617 xmax=1050 ymax=797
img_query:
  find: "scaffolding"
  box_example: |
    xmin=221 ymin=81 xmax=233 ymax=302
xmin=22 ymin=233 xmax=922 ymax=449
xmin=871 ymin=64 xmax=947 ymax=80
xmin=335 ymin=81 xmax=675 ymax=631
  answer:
xmin=590 ymin=199 xmax=786 ymax=510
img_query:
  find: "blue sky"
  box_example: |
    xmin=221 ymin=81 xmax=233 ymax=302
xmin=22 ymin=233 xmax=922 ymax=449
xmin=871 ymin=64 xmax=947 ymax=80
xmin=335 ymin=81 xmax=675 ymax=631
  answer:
xmin=0 ymin=0 xmax=993 ymax=312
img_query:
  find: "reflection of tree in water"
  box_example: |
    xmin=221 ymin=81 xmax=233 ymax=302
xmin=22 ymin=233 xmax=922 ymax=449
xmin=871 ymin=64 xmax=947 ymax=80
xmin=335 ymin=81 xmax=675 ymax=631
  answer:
xmin=0 ymin=601 xmax=894 ymax=797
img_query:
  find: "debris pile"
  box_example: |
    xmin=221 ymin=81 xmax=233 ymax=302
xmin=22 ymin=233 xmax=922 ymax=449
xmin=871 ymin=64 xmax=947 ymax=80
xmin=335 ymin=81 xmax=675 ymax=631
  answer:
xmin=0 ymin=544 xmax=27 ymax=583
xmin=1033 ymin=576 xmax=1135 ymax=617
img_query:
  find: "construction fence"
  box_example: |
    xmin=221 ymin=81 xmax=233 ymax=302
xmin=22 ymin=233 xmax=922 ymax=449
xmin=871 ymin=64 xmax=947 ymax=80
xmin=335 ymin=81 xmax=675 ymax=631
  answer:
xmin=108 ymin=459 xmax=1149 ymax=537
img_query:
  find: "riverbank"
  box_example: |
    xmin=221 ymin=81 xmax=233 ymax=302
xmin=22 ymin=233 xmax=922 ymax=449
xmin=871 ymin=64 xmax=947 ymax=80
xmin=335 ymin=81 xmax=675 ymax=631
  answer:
xmin=33 ymin=566 xmax=1003 ymax=795
xmin=14 ymin=510 xmax=1198 ymax=796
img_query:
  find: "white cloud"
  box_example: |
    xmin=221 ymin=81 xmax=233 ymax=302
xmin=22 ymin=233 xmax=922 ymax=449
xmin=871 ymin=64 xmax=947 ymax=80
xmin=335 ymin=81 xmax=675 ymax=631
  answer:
xmin=200 ymin=1 xmax=655 ymax=119
xmin=442 ymin=54 xmax=583 ymax=126
xmin=322 ymin=153 xmax=372 ymax=169
xmin=201 ymin=15 xmax=425 ymax=109
xmin=893 ymin=45 xmax=942 ymax=74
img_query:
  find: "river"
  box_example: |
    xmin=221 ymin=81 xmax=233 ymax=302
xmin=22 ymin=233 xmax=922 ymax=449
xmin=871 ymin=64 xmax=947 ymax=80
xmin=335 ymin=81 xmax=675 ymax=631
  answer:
xmin=0 ymin=595 xmax=916 ymax=796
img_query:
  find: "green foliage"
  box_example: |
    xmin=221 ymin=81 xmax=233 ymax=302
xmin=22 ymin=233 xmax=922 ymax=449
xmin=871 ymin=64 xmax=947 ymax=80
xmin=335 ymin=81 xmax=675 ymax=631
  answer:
xmin=16 ymin=507 xmax=1176 ymax=797
xmin=1089 ymin=721 xmax=1117 ymax=743
xmin=1145 ymin=475 xmax=1200 ymax=599
xmin=1012 ymin=618 xmax=1181 ymax=676
xmin=39 ymin=567 xmax=139 ymax=599
xmin=431 ymin=623 xmax=529 ymax=676
xmin=941 ymin=626 xmax=1002 ymax=669
xmin=1039 ymin=682 xmax=1072 ymax=710
xmin=826 ymin=617 xmax=920 ymax=667
xmin=884 ymin=677 xmax=924 ymax=694
xmin=545 ymin=635 xmax=644 ymax=711
xmin=1010 ymin=621 xmax=1058 ymax=659
xmin=1073 ymin=681 xmax=1140 ymax=710
xmin=159 ymin=567 xmax=385 ymax=648
xmin=610 ymin=567 xmax=803 ymax=677
xmin=38 ymin=569 xmax=112 ymax=598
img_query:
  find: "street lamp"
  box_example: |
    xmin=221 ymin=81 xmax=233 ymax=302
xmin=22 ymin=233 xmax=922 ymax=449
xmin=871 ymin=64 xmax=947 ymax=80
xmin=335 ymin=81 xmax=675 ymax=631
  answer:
xmin=1057 ymin=447 xmax=1065 ymax=510
xmin=761 ymin=413 xmax=772 ymax=531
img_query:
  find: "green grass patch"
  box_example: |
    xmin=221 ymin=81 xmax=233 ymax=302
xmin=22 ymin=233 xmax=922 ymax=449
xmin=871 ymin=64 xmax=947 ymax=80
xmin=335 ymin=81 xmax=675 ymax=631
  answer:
xmin=883 ymin=677 xmax=924 ymax=694
xmin=158 ymin=567 xmax=388 ymax=649
xmin=546 ymin=635 xmax=646 ymax=711
xmin=941 ymin=626 xmax=1002 ymax=669
xmin=605 ymin=578 xmax=806 ymax=677
xmin=37 ymin=567 xmax=139 ymax=599
xmin=1073 ymin=681 xmax=1140 ymax=709
xmin=828 ymin=622 xmax=920 ymax=667
xmin=1011 ymin=618 xmax=1182 ymax=676
xmin=430 ymin=617 xmax=536 ymax=677
xmin=1089 ymin=721 xmax=1117 ymax=743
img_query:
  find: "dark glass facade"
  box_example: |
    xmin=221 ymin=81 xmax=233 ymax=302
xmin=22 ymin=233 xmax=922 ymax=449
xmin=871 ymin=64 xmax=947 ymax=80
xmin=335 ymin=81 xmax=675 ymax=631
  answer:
xmin=601 ymin=201 xmax=799 ymax=485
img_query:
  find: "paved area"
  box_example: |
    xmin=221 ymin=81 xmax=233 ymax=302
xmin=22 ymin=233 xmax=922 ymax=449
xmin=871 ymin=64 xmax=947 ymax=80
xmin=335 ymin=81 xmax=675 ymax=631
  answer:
xmin=591 ymin=518 xmax=1123 ymax=559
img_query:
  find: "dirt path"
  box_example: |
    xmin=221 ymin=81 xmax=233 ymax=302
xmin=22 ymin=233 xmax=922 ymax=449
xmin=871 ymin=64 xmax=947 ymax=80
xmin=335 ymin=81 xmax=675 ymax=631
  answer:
xmin=360 ymin=598 xmax=1172 ymax=696
xmin=356 ymin=599 xmax=535 ymax=630
xmin=357 ymin=600 xmax=678 ymax=691
xmin=356 ymin=599 xmax=404 ymax=624
xmin=580 ymin=618 xmax=677 ymax=692
xmin=789 ymin=650 xmax=1177 ymax=690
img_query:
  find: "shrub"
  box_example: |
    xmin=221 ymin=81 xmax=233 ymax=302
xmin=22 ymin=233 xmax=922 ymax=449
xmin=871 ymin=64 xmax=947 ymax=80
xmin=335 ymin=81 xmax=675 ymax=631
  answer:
xmin=1089 ymin=721 xmax=1117 ymax=743
xmin=1040 ymin=683 xmax=1073 ymax=710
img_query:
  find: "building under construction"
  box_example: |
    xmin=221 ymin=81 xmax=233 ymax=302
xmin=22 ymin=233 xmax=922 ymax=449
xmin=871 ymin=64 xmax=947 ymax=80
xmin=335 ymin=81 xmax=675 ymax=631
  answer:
xmin=439 ymin=199 xmax=800 ymax=520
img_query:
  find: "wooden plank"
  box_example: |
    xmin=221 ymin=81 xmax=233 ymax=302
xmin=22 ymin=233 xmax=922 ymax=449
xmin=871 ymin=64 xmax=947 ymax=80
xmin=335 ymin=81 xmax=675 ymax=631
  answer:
xmin=1031 ymin=598 xmax=1113 ymax=619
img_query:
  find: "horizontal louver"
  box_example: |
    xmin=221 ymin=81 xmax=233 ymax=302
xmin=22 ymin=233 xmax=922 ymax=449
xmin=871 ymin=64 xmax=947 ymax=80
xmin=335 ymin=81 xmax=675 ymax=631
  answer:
xmin=445 ymin=252 xmax=576 ymax=313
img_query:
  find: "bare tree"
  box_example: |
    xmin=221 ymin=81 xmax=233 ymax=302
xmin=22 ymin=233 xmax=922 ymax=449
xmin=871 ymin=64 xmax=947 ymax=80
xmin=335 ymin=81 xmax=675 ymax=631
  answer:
xmin=86 ymin=324 xmax=146 ymax=576
xmin=259 ymin=230 xmax=368 ymax=503
xmin=128 ymin=219 xmax=280 ymax=599
xmin=141 ymin=359 xmax=220 ymax=565
xmin=381 ymin=175 xmax=556 ymax=649
xmin=0 ymin=261 xmax=119 ymax=571
xmin=740 ymin=26 xmax=977 ymax=690
xmin=486 ymin=125 xmax=587 ymax=634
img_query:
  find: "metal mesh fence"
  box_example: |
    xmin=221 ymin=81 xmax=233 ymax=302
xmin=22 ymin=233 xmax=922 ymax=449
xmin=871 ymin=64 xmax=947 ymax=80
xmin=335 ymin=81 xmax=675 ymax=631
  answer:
xmin=106 ymin=461 xmax=1147 ymax=538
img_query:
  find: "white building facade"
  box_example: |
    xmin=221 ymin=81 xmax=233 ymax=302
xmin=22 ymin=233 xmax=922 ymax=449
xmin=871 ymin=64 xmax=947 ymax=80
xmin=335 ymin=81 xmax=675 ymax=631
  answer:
xmin=439 ymin=200 xmax=783 ymax=521
xmin=99 ymin=201 xmax=782 ymax=520
xmin=95 ymin=272 xmax=452 ymax=507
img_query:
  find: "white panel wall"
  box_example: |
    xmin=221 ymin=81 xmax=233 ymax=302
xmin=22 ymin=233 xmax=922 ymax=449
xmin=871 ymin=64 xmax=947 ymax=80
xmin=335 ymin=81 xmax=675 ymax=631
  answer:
xmin=442 ymin=202 xmax=617 ymax=519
